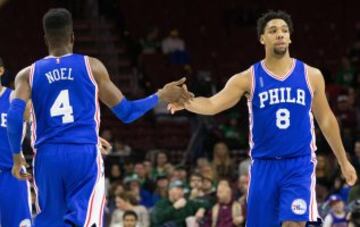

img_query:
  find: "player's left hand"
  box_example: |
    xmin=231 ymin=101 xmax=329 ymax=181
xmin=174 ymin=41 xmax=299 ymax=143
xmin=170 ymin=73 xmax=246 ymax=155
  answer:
xmin=99 ymin=137 xmax=112 ymax=155
xmin=12 ymin=153 xmax=32 ymax=180
xmin=340 ymin=161 xmax=357 ymax=186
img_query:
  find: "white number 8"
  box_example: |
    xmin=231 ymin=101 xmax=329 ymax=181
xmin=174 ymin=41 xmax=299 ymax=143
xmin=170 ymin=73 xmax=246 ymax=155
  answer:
xmin=276 ymin=108 xmax=290 ymax=129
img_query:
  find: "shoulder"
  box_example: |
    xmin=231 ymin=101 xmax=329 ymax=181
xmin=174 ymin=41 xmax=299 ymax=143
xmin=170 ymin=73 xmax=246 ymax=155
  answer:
xmin=226 ymin=67 xmax=252 ymax=91
xmin=231 ymin=67 xmax=252 ymax=82
xmin=87 ymin=57 xmax=108 ymax=74
xmin=305 ymin=64 xmax=323 ymax=79
xmin=15 ymin=66 xmax=32 ymax=82
xmin=87 ymin=56 xmax=102 ymax=65
xmin=304 ymin=64 xmax=325 ymax=93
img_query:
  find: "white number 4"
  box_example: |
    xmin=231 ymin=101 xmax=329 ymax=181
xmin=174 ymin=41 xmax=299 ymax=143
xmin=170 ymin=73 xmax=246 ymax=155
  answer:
xmin=276 ymin=108 xmax=290 ymax=129
xmin=50 ymin=89 xmax=74 ymax=124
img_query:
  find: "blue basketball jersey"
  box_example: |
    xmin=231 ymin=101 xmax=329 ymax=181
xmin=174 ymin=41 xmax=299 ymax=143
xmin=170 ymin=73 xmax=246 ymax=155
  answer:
xmin=31 ymin=54 xmax=100 ymax=148
xmin=248 ymin=59 xmax=316 ymax=159
xmin=0 ymin=87 xmax=13 ymax=170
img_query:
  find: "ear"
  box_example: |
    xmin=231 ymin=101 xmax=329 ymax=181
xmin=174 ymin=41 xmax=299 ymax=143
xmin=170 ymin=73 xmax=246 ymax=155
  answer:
xmin=289 ymin=37 xmax=292 ymax=44
xmin=71 ymin=32 xmax=75 ymax=44
xmin=260 ymin=35 xmax=265 ymax=45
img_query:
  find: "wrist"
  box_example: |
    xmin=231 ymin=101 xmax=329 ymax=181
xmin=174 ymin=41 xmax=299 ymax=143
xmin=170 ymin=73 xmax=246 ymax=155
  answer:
xmin=337 ymin=156 xmax=350 ymax=166
xmin=156 ymin=89 xmax=163 ymax=102
xmin=339 ymin=160 xmax=350 ymax=167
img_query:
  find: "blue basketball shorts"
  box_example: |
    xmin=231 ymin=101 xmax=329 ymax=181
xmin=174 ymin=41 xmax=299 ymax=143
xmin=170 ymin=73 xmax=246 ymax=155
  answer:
xmin=246 ymin=155 xmax=319 ymax=227
xmin=0 ymin=169 xmax=32 ymax=227
xmin=33 ymin=144 xmax=105 ymax=227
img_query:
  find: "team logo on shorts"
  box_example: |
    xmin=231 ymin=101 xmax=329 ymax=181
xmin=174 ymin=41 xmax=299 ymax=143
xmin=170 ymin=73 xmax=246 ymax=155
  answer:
xmin=291 ymin=199 xmax=307 ymax=215
xmin=19 ymin=219 xmax=31 ymax=227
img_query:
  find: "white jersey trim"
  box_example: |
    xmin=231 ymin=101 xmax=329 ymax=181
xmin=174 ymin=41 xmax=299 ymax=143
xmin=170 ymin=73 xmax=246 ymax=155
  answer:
xmin=84 ymin=56 xmax=100 ymax=146
xmin=29 ymin=64 xmax=35 ymax=88
xmin=304 ymin=64 xmax=314 ymax=97
xmin=260 ymin=58 xmax=296 ymax=81
xmin=84 ymin=149 xmax=105 ymax=227
xmin=32 ymin=151 xmax=41 ymax=214
xmin=247 ymin=66 xmax=255 ymax=158
xmin=28 ymin=64 xmax=37 ymax=149
xmin=309 ymin=158 xmax=319 ymax=221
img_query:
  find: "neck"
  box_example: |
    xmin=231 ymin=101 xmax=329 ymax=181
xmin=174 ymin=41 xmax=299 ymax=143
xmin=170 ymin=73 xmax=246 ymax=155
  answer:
xmin=48 ymin=46 xmax=72 ymax=57
xmin=264 ymin=52 xmax=292 ymax=68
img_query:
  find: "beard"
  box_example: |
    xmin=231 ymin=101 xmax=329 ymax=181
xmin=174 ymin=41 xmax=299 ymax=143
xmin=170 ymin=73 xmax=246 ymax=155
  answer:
xmin=273 ymin=47 xmax=287 ymax=56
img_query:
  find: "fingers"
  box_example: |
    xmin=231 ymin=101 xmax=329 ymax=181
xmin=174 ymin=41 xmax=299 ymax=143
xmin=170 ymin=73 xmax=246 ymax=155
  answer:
xmin=100 ymin=137 xmax=112 ymax=149
xmin=347 ymin=173 xmax=358 ymax=186
xmin=169 ymin=77 xmax=186 ymax=86
xmin=24 ymin=162 xmax=30 ymax=168
xmin=19 ymin=172 xmax=32 ymax=180
xmin=12 ymin=167 xmax=32 ymax=180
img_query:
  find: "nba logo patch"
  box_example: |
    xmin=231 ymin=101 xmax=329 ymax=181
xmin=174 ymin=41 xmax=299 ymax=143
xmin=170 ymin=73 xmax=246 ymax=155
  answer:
xmin=19 ymin=219 xmax=31 ymax=227
xmin=291 ymin=199 xmax=307 ymax=215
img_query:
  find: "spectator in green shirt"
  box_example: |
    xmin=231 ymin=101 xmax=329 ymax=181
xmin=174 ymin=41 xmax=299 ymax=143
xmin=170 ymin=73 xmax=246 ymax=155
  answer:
xmin=151 ymin=180 xmax=209 ymax=227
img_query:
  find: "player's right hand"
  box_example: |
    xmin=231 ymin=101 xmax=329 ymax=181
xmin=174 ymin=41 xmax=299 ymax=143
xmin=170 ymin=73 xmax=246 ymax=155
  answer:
xmin=12 ymin=153 xmax=31 ymax=180
xmin=158 ymin=78 xmax=194 ymax=104
xmin=99 ymin=137 xmax=112 ymax=155
xmin=340 ymin=161 xmax=358 ymax=186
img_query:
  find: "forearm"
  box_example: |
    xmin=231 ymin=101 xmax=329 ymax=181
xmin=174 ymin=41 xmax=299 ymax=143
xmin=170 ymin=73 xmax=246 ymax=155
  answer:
xmin=318 ymin=113 xmax=348 ymax=165
xmin=185 ymin=97 xmax=222 ymax=116
xmin=7 ymin=99 xmax=26 ymax=154
xmin=111 ymin=94 xmax=158 ymax=123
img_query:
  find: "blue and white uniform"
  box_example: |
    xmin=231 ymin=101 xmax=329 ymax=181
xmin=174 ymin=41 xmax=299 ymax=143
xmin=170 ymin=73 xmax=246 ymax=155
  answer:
xmin=246 ymin=59 xmax=319 ymax=226
xmin=0 ymin=87 xmax=32 ymax=227
xmin=30 ymin=54 xmax=105 ymax=227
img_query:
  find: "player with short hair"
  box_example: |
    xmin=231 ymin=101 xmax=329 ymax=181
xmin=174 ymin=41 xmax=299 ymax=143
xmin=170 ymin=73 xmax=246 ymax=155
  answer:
xmin=169 ymin=10 xmax=357 ymax=227
xmin=7 ymin=8 xmax=192 ymax=227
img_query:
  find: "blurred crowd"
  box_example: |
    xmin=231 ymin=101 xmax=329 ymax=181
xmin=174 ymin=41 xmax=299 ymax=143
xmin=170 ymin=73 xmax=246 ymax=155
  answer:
xmin=2 ymin=1 xmax=359 ymax=226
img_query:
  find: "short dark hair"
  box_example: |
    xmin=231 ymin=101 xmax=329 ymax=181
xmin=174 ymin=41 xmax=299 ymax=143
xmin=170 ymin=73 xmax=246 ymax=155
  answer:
xmin=256 ymin=10 xmax=294 ymax=39
xmin=42 ymin=8 xmax=73 ymax=44
xmin=123 ymin=210 xmax=138 ymax=220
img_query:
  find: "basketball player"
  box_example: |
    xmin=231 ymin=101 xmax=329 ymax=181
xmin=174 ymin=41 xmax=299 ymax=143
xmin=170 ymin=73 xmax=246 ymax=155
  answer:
xmin=7 ymin=8 xmax=192 ymax=227
xmin=0 ymin=58 xmax=32 ymax=227
xmin=169 ymin=10 xmax=357 ymax=227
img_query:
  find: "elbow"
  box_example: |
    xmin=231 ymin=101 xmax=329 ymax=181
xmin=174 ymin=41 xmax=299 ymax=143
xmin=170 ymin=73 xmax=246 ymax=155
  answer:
xmin=317 ymin=113 xmax=338 ymax=131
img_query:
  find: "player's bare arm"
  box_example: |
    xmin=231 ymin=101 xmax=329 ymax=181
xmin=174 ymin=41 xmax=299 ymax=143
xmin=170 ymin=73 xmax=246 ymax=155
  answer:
xmin=12 ymin=67 xmax=32 ymax=102
xmin=7 ymin=66 xmax=32 ymax=180
xmin=170 ymin=68 xmax=252 ymax=115
xmin=308 ymin=65 xmax=357 ymax=185
xmin=89 ymin=57 xmax=192 ymax=107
